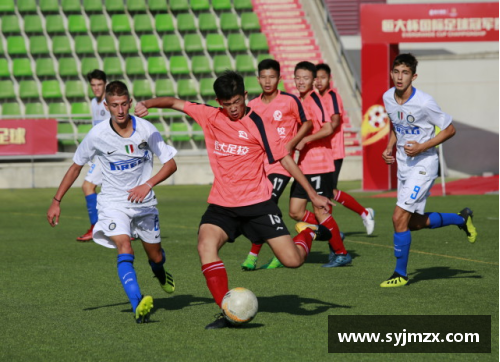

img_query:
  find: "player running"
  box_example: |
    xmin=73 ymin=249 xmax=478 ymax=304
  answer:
xmin=47 ymin=81 xmax=177 ymax=323
xmin=380 ymin=53 xmax=477 ymax=287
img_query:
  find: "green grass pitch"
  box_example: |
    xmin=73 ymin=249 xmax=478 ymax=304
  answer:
xmin=1 ymin=182 xmax=497 ymax=361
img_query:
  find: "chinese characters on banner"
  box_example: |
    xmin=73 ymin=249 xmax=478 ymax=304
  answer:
xmin=0 ymin=119 xmax=58 ymax=155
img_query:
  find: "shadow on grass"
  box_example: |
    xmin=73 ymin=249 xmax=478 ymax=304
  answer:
xmin=258 ymin=294 xmax=351 ymax=316
xmin=154 ymin=294 xmax=213 ymax=311
xmin=408 ymin=266 xmax=482 ymax=285
xmin=306 ymin=249 xmax=360 ymax=264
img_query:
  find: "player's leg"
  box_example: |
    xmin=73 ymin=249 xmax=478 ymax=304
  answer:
xmin=77 ymin=163 xmax=100 ymax=241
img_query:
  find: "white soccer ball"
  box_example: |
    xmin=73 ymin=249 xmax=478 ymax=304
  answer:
xmin=221 ymin=287 xmax=258 ymax=325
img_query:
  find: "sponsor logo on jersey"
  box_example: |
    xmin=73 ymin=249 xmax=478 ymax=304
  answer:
xmin=214 ymin=141 xmax=249 ymax=156
xmin=273 ymin=110 xmax=283 ymax=121
xmin=394 ymin=124 xmax=421 ymax=135
xmin=277 ymin=127 xmax=286 ymax=137
xmin=238 ymin=131 xmax=248 ymax=140
xmin=109 ymin=152 xmax=149 ymax=171
xmin=107 ymin=150 xmax=116 ymax=155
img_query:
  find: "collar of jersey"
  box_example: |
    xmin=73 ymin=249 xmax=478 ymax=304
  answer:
xmin=403 ymin=87 xmax=417 ymax=104
xmin=108 ymin=115 xmax=136 ymax=137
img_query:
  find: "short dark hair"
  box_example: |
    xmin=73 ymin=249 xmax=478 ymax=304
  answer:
xmin=87 ymin=69 xmax=107 ymax=83
xmin=258 ymin=58 xmax=280 ymax=77
xmin=105 ymin=80 xmax=129 ymax=100
xmin=213 ymin=70 xmax=245 ymax=100
xmin=392 ymin=53 xmax=418 ymax=74
xmin=294 ymin=61 xmax=316 ymax=78
xmin=316 ymin=63 xmax=331 ymax=76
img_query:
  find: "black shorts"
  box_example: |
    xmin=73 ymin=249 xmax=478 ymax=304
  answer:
xmin=332 ymin=159 xmax=343 ymax=190
xmin=199 ymin=200 xmax=290 ymax=244
xmin=268 ymin=173 xmax=291 ymax=204
xmin=290 ymin=172 xmax=334 ymax=200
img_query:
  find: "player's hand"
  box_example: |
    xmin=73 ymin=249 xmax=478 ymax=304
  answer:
xmin=404 ymin=140 xmax=424 ymax=157
xmin=295 ymin=139 xmax=306 ymax=151
xmin=134 ymin=101 xmax=149 ymax=118
xmin=382 ymin=148 xmax=395 ymax=164
xmin=310 ymin=194 xmax=334 ymax=215
xmin=47 ymin=201 xmax=61 ymax=227
xmin=127 ymin=184 xmax=151 ymax=203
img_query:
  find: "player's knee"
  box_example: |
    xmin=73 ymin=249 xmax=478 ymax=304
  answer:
xmin=281 ymin=257 xmax=303 ymax=268
xmin=288 ymin=209 xmax=302 ymax=221
xmin=197 ymin=238 xmax=218 ymax=258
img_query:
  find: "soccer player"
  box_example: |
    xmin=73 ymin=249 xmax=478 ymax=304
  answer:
xmin=134 ymin=71 xmax=332 ymax=329
xmin=315 ymin=63 xmax=375 ymax=234
xmin=76 ymin=70 xmax=110 ymax=242
xmin=380 ymin=53 xmax=477 ymax=288
xmin=240 ymin=59 xmax=313 ymax=271
xmin=47 ymin=81 xmax=177 ymax=323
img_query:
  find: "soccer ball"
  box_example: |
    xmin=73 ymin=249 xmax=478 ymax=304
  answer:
xmin=221 ymin=287 xmax=258 ymax=325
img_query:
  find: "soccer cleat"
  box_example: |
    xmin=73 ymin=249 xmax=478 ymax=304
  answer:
xmin=380 ymin=272 xmax=409 ymax=288
xmin=322 ymin=252 xmax=352 ymax=268
xmin=205 ymin=313 xmax=231 ymax=330
xmin=363 ymin=208 xmax=375 ymax=235
xmin=159 ymin=270 xmax=175 ymax=294
xmin=294 ymin=222 xmax=332 ymax=241
xmin=76 ymin=225 xmax=94 ymax=242
xmin=135 ymin=295 xmax=154 ymax=324
xmin=458 ymin=208 xmax=477 ymax=243
xmin=241 ymin=254 xmax=258 ymax=271
xmin=260 ymin=257 xmax=284 ymax=270
xmin=326 ymin=232 xmax=345 ymax=263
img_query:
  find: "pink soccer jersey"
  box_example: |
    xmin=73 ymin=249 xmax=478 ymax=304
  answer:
xmin=183 ymin=102 xmax=288 ymax=207
xmin=297 ymin=91 xmax=335 ymax=175
xmin=248 ymin=90 xmax=307 ymax=177
xmin=321 ymin=89 xmax=346 ymax=160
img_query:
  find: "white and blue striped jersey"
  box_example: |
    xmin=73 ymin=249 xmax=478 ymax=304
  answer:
xmin=74 ymin=115 xmax=177 ymax=209
xmin=383 ymin=87 xmax=452 ymax=180
xmin=91 ymin=97 xmax=110 ymax=126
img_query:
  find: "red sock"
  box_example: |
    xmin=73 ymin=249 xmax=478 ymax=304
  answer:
xmin=301 ymin=210 xmax=318 ymax=224
xmin=335 ymin=190 xmax=366 ymax=216
xmin=250 ymin=243 xmax=263 ymax=255
xmin=201 ymin=261 xmax=228 ymax=307
xmin=293 ymin=229 xmax=315 ymax=256
xmin=320 ymin=216 xmax=347 ymax=254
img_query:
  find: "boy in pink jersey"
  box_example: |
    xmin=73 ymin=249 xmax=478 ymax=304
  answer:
xmin=240 ymin=59 xmax=313 ymax=271
xmin=134 ymin=71 xmax=332 ymax=329
xmin=315 ymin=63 xmax=375 ymax=237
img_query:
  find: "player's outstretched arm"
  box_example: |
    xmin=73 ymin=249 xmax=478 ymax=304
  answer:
xmin=127 ymin=159 xmax=177 ymax=203
xmin=47 ymin=163 xmax=84 ymax=227
xmin=135 ymin=97 xmax=186 ymax=117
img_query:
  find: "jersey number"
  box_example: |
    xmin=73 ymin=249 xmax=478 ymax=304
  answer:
xmin=410 ymin=186 xmax=421 ymax=200
xmin=311 ymin=176 xmax=321 ymax=191
xmin=268 ymin=214 xmax=282 ymax=225
xmin=272 ymin=177 xmax=284 ymax=191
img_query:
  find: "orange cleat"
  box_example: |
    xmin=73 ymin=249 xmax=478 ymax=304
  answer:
xmin=76 ymin=225 xmax=94 ymax=242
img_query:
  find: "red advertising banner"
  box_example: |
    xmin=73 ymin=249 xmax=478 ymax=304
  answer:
xmin=0 ymin=119 xmax=58 ymax=155
xmin=361 ymin=2 xmax=499 ymax=44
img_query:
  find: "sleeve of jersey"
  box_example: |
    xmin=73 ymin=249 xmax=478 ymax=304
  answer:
xmin=148 ymin=129 xmax=178 ymax=164
xmin=328 ymin=91 xmax=342 ymax=115
xmin=73 ymin=131 xmax=94 ymax=166
xmin=183 ymin=101 xmax=217 ymax=127
xmin=291 ymin=95 xmax=308 ymax=124
xmin=249 ymin=112 xmax=287 ymax=164
xmin=424 ymin=97 xmax=453 ymax=130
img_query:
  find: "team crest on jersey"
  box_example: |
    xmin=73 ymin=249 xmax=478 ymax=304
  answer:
xmin=406 ymin=115 xmax=415 ymax=123
xmin=125 ymin=144 xmax=134 ymax=154
xmin=138 ymin=141 xmax=147 ymax=150
xmin=238 ymin=131 xmax=248 ymax=139
xmin=109 ymin=222 xmax=116 ymax=230
xmin=273 ymin=110 xmax=283 ymax=121
xmin=100 ymin=109 xmax=106 ymax=116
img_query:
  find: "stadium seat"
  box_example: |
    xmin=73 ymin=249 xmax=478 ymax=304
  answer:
xmin=45 ymin=15 xmax=65 ymax=34
xmin=49 ymin=102 xmax=69 ymax=116
xmin=25 ymin=102 xmax=45 ymax=116
xmin=0 ymin=59 xmax=10 ymax=78
xmin=62 ymin=0 xmax=82 ymax=13
xmin=184 ymin=34 xmax=204 ymax=53
xmin=36 ymin=58 xmax=56 ymax=77
xmin=249 ymin=33 xmax=269 ymax=52
xmin=105 ymin=0 xmax=125 ymax=13
xmin=241 ymin=13 xmax=261 ymax=32
xmin=257 ymin=53 xmax=274 ymax=63
xmin=40 ymin=0 xmax=60 ymax=13
xmin=191 ymin=56 xmax=212 ymax=75
xmin=0 ymin=40 xmax=3 ymax=56
xmin=71 ymin=102 xmax=91 ymax=117
xmin=13 ymin=58 xmax=33 ymax=77
xmin=0 ymin=0 xmax=15 ymax=13
xmin=213 ymin=55 xmax=233 ymax=73
xmin=169 ymin=56 xmax=190 ymax=75
xmin=2 ymin=103 xmax=22 ymax=117
xmin=228 ymin=34 xmax=247 ymax=52
xmin=191 ymin=0 xmax=210 ymax=11
xmin=7 ymin=36 xmax=27 ymax=55
xmin=75 ymin=36 xmax=95 ymax=55
xmin=220 ymin=13 xmax=239 ymax=32
xmin=29 ymin=36 xmax=50 ymax=56
xmin=52 ymin=36 xmax=73 ymax=55
xmin=235 ymin=55 xmax=256 ymax=73
xmin=112 ymin=14 xmax=132 ymax=33
xmin=192 ymin=122 xmax=204 ymax=141
xmin=59 ymin=58 xmax=79 ymax=77
xmin=19 ymin=80 xmax=40 ymax=98
xmin=198 ymin=13 xmax=218 ymax=32
xmin=141 ymin=35 xmax=161 ymax=54
xmin=234 ymin=0 xmax=253 ymax=10
xmin=244 ymin=76 xmax=260 ymax=95
xmin=103 ymin=57 xmax=123 ymax=76
xmin=77 ymin=123 xmax=93 ymax=141
xmin=81 ymin=58 xmax=100 ymax=75
xmin=119 ymin=35 xmax=139 ymax=54
xmin=199 ymin=77 xmax=216 ymax=97
xmin=83 ymin=0 xmax=103 ymax=12
xmin=23 ymin=15 xmax=44 ymax=34
xmin=206 ymin=99 xmax=219 ymax=107
xmin=162 ymin=34 xmax=183 ymax=53
xmin=2 ymin=15 xmax=21 ymax=34
xmin=42 ymin=80 xmax=63 ymax=99
xmin=57 ymin=121 xmax=77 ymax=146
xmin=177 ymin=13 xmax=197 ymax=32
xmin=149 ymin=0 xmax=168 ymax=12
xmin=169 ymin=0 xmax=189 ymax=12
xmin=97 ymin=35 xmax=118 ymax=54
xmin=90 ymin=15 xmax=110 ymax=33
xmin=127 ymin=0 xmax=147 ymax=12
xmin=68 ymin=15 xmax=88 ymax=33
xmin=155 ymin=14 xmax=175 ymax=33
xmin=65 ymin=80 xmax=86 ymax=98
xmin=206 ymin=34 xmax=226 ymax=52
xmin=134 ymin=14 xmax=153 ymax=32
xmin=17 ymin=0 xmax=37 ymax=12
xmin=126 ymin=57 xmax=146 ymax=76
xmin=212 ymin=0 xmax=232 ymax=11
xmin=148 ymin=57 xmax=168 ymax=75
xmin=170 ymin=122 xmax=190 ymax=142
xmin=155 ymin=78 xmax=176 ymax=97
xmin=132 ymin=79 xmax=153 ymax=98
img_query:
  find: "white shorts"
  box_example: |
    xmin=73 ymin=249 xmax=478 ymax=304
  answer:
xmin=396 ymin=166 xmax=435 ymax=215
xmin=84 ymin=162 xmax=103 ymax=186
xmin=93 ymin=206 xmax=161 ymax=249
